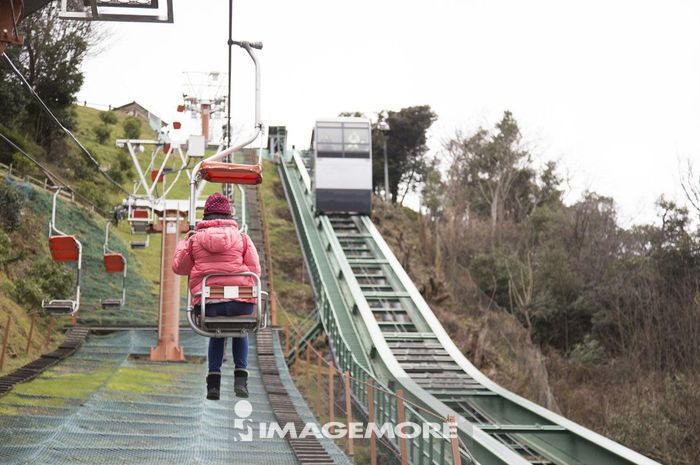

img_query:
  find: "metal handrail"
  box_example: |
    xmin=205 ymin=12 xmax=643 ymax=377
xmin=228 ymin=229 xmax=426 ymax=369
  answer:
xmin=279 ymin=158 xmax=470 ymax=465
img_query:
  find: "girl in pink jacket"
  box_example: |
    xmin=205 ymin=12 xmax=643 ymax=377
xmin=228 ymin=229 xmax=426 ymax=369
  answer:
xmin=172 ymin=192 xmax=261 ymax=400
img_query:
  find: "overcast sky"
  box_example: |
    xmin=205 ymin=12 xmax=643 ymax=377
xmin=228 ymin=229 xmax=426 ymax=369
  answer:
xmin=77 ymin=0 xmax=700 ymax=226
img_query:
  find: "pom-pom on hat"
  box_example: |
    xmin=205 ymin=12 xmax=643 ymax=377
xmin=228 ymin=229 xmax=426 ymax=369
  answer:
xmin=203 ymin=192 xmax=232 ymax=216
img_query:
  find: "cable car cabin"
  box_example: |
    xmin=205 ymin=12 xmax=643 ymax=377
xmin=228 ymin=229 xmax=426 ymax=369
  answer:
xmin=187 ymin=272 xmax=267 ymax=338
xmin=49 ymin=235 xmax=80 ymax=262
xmin=312 ymin=117 xmax=372 ymax=215
xmin=198 ymin=161 xmax=262 ymax=185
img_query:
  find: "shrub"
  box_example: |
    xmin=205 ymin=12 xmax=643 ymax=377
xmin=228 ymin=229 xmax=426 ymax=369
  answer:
xmin=99 ymin=111 xmax=118 ymax=125
xmin=116 ymin=150 xmax=132 ymax=173
xmin=14 ymin=279 xmax=44 ymax=307
xmin=10 ymin=152 xmax=39 ymax=177
xmin=76 ymin=180 xmax=110 ymax=212
xmin=93 ymin=124 xmax=112 ymax=144
xmin=0 ymin=229 xmax=11 ymax=265
xmin=123 ymin=117 xmax=142 ymax=139
xmin=569 ymin=336 xmax=607 ymax=364
xmin=15 ymin=257 xmax=73 ymax=307
xmin=0 ymin=182 xmax=24 ymax=231
xmin=107 ymin=164 xmax=124 ymax=184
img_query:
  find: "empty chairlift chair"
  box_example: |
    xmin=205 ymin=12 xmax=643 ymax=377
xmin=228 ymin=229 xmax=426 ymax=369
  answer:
xmin=101 ymin=223 xmax=127 ymax=309
xmin=42 ymin=188 xmax=81 ymax=316
xmin=128 ymin=205 xmax=151 ymax=249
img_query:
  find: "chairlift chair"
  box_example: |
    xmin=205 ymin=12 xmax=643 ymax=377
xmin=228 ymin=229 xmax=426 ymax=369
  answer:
xmin=128 ymin=206 xmax=151 ymax=232
xmin=101 ymin=223 xmax=127 ymax=309
xmin=42 ymin=189 xmax=81 ymax=317
xmin=185 ymin=39 xmax=266 ymax=337
xmin=128 ymin=204 xmax=151 ymax=249
xmin=187 ymin=272 xmax=268 ymax=338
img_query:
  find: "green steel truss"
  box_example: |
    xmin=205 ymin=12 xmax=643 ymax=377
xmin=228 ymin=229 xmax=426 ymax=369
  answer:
xmin=278 ymin=152 xmax=660 ymax=465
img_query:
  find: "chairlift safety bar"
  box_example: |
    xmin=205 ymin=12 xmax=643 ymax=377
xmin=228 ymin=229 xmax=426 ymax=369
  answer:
xmin=186 ymin=272 xmax=268 ymax=337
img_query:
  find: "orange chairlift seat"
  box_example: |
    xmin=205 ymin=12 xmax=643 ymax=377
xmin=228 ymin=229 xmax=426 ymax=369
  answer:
xmin=198 ymin=161 xmax=263 ymax=185
xmin=104 ymin=253 xmax=126 ymax=273
xmin=49 ymin=235 xmax=81 ymax=262
xmin=101 ymin=223 xmax=127 ymax=309
xmin=151 ymin=168 xmax=173 ymax=183
xmin=43 ymin=188 xmax=81 ymax=317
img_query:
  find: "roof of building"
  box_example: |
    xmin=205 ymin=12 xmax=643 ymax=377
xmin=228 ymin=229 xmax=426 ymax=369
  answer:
xmin=113 ymin=101 xmax=167 ymax=127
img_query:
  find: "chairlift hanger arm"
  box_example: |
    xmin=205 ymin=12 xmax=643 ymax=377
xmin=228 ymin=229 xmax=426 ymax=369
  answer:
xmin=188 ymin=39 xmax=264 ymax=228
xmin=198 ymin=40 xmax=263 ymax=165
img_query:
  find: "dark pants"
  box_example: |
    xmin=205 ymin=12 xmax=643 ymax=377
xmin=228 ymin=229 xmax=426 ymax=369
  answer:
xmin=196 ymin=300 xmax=254 ymax=373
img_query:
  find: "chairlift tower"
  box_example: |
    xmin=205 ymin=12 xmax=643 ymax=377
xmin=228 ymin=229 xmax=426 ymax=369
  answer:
xmin=117 ymin=138 xmax=204 ymax=361
xmin=181 ymin=71 xmax=228 ymax=145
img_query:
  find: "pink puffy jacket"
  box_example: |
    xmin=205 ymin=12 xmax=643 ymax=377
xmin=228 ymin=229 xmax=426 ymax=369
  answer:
xmin=172 ymin=219 xmax=261 ymax=305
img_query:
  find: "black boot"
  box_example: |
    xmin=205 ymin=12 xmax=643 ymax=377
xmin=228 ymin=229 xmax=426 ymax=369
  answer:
xmin=206 ymin=373 xmax=221 ymax=400
xmin=234 ymin=369 xmax=249 ymax=398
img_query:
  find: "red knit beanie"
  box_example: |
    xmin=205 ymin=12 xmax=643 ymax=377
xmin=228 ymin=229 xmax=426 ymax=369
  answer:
xmin=203 ymin=192 xmax=232 ymax=216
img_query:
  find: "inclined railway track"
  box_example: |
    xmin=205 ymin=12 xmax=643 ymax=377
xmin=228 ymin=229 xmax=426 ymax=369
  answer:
xmin=279 ymin=149 xmax=661 ymax=465
xmin=328 ymin=215 xmax=555 ymax=465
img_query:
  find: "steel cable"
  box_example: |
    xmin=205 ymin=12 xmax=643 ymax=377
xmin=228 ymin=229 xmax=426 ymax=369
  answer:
xmin=1 ymin=53 xmax=131 ymax=196
xmin=0 ymin=129 xmax=104 ymax=214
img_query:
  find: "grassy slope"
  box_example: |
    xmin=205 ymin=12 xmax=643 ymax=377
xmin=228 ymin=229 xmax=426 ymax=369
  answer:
xmin=1 ymin=109 xmax=305 ymax=374
xmin=0 ymin=107 xmax=163 ymax=374
xmin=259 ymin=159 xmax=314 ymax=326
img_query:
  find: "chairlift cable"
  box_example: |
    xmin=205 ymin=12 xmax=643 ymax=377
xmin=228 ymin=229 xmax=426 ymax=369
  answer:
xmin=2 ymin=53 xmax=131 ymax=196
xmin=0 ymin=129 xmax=105 ymax=214
xmin=226 ymin=0 xmax=233 ymax=150
xmin=0 ymin=130 xmax=62 ymax=185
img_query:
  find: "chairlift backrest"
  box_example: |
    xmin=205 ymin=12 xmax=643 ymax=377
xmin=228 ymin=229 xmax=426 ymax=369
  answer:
xmin=104 ymin=253 xmax=126 ymax=273
xmin=199 ymin=162 xmax=263 ymax=185
xmin=49 ymin=236 xmax=81 ymax=262
xmin=131 ymin=208 xmax=150 ymax=220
